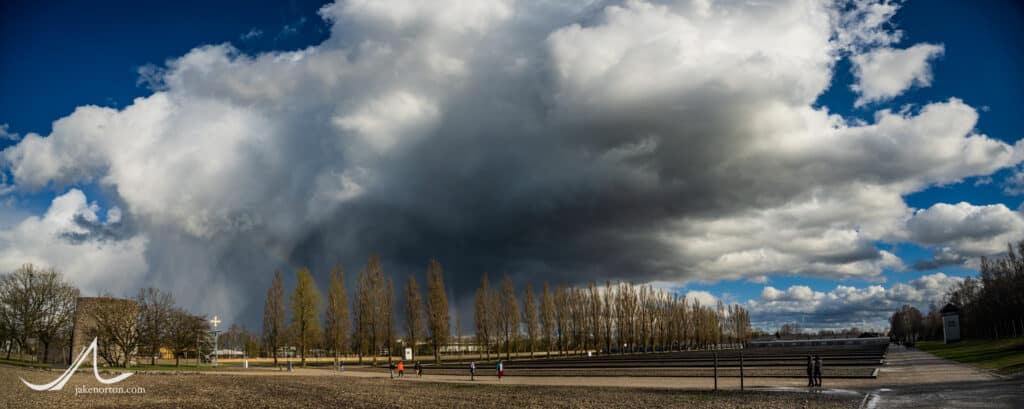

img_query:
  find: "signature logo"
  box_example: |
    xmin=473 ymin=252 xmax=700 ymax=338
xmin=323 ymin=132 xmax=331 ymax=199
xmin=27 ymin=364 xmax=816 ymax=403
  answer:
xmin=21 ymin=338 xmax=134 ymax=391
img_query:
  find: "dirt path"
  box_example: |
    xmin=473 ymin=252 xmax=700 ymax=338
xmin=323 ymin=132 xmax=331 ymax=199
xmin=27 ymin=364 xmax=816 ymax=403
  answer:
xmin=10 ymin=346 xmax=1016 ymax=408
xmin=1 ymin=365 xmax=860 ymax=409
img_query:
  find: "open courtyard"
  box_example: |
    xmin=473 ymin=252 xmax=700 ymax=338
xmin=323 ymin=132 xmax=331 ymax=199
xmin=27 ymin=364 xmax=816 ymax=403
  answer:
xmin=4 ymin=345 xmax=1022 ymax=408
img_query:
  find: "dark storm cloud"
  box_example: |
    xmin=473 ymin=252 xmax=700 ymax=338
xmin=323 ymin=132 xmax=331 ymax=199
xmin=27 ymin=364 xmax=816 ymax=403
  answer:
xmin=2 ymin=0 xmax=1022 ymax=327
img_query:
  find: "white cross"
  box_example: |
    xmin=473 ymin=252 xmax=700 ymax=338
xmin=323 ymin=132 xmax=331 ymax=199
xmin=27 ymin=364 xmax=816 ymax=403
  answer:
xmin=210 ymin=316 xmax=221 ymax=328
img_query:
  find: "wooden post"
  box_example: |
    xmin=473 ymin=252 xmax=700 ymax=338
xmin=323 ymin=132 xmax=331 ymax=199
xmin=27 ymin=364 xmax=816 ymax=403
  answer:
xmin=714 ymin=353 xmax=718 ymax=391
xmin=740 ymin=351 xmax=745 ymax=391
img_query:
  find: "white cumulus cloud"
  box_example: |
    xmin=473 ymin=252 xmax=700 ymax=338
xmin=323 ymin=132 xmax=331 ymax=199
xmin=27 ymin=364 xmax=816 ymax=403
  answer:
xmin=0 ymin=189 xmax=148 ymax=296
xmin=750 ymin=272 xmax=963 ymax=331
xmin=851 ymin=43 xmax=945 ymax=107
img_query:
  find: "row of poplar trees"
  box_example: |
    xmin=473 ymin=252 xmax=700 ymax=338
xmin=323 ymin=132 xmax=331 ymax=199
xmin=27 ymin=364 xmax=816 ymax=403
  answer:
xmin=475 ymin=274 xmax=753 ymax=360
xmin=261 ymin=256 xmax=450 ymax=366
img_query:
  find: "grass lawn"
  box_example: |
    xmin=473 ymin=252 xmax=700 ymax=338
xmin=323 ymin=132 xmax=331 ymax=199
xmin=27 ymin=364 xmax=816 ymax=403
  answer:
xmin=128 ymin=363 xmax=229 ymax=371
xmin=917 ymin=336 xmax=1024 ymax=376
xmin=0 ymin=358 xmax=54 ymax=369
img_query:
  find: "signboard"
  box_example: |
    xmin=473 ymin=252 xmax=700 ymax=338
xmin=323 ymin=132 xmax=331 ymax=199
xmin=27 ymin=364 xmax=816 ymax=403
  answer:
xmin=404 ymin=347 xmax=413 ymax=361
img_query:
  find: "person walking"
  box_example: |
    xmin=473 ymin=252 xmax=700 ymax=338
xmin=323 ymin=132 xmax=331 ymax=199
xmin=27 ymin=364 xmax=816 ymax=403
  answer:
xmin=397 ymin=361 xmax=405 ymax=378
xmin=813 ymin=355 xmax=823 ymax=387
xmin=497 ymin=360 xmax=504 ymax=381
xmin=806 ymin=355 xmax=814 ymax=387
xmin=415 ymin=361 xmax=422 ymax=378
xmin=470 ymin=361 xmax=476 ymax=381
xmin=389 ymin=361 xmax=396 ymax=379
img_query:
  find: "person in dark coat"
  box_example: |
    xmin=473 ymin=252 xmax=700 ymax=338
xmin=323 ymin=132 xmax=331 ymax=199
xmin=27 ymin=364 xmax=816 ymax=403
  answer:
xmin=806 ymin=355 xmax=814 ymax=387
xmin=813 ymin=355 xmax=823 ymax=387
xmin=469 ymin=361 xmax=476 ymax=381
xmin=415 ymin=361 xmax=422 ymax=377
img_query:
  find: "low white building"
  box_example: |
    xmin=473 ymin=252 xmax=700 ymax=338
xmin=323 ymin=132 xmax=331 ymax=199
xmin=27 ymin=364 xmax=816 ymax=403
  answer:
xmin=941 ymin=303 xmax=961 ymax=344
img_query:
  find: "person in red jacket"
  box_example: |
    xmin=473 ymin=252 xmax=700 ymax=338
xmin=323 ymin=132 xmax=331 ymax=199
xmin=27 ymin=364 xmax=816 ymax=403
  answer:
xmin=397 ymin=361 xmax=405 ymax=378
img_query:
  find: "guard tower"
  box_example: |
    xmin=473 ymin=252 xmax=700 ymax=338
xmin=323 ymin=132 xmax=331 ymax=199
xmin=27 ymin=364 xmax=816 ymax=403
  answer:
xmin=940 ymin=303 xmax=961 ymax=344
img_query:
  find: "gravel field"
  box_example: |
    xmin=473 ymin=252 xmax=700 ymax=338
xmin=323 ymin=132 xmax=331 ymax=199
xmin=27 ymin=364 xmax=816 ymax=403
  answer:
xmin=3 ymin=366 xmax=860 ymax=409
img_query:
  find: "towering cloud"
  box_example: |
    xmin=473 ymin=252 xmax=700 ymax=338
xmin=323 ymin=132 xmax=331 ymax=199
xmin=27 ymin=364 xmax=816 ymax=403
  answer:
xmin=1 ymin=0 xmax=1020 ymax=324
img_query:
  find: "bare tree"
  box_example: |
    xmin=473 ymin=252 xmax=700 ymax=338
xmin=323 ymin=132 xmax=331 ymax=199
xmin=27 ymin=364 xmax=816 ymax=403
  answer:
xmin=403 ymin=274 xmax=424 ymax=360
xmin=554 ymin=284 xmax=569 ymax=355
xmin=588 ymin=282 xmax=601 ymax=354
xmin=425 ymin=259 xmax=450 ymax=364
xmin=384 ymin=277 xmax=396 ymax=364
xmin=88 ymin=296 xmax=139 ymax=367
xmin=568 ymin=287 xmax=584 ymax=355
xmin=353 ymin=267 xmax=369 ymax=363
xmin=290 ymin=268 xmax=321 ymax=367
xmin=166 ymin=308 xmax=208 ymax=366
xmin=324 ymin=264 xmax=350 ymax=365
xmin=0 ymin=288 xmax=11 ymax=360
xmin=34 ymin=269 xmax=77 ymax=363
xmin=615 ymin=282 xmax=637 ymax=354
xmin=262 ymin=271 xmax=285 ymax=364
xmin=356 ymin=255 xmax=387 ymax=365
xmin=539 ymin=282 xmax=555 ymax=357
xmin=522 ymin=284 xmax=538 ymax=357
xmin=474 ymin=272 xmax=494 ymax=359
xmin=136 ymin=288 xmax=174 ymax=365
xmin=498 ymin=274 xmax=519 ymax=360
xmin=601 ymin=281 xmax=615 ymax=354
xmin=889 ymin=305 xmax=924 ymax=344
xmin=0 ymin=265 xmax=80 ymax=363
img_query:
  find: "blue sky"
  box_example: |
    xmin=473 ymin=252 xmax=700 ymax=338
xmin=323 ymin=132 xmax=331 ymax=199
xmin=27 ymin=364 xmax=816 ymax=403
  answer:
xmin=1 ymin=0 xmax=1022 ymax=332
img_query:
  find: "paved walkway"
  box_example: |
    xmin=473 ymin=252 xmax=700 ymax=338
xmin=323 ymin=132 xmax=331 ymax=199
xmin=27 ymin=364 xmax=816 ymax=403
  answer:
xmin=862 ymin=346 xmax=1023 ymax=409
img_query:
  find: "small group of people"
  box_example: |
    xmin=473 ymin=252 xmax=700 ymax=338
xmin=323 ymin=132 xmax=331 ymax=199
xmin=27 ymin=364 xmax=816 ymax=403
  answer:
xmin=467 ymin=360 xmax=503 ymax=381
xmin=806 ymin=355 xmax=824 ymax=387
xmin=388 ymin=360 xmax=423 ymax=379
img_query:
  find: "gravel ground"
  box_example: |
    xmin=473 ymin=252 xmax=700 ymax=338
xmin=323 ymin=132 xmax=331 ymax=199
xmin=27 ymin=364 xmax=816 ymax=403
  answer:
xmin=3 ymin=366 xmax=860 ymax=409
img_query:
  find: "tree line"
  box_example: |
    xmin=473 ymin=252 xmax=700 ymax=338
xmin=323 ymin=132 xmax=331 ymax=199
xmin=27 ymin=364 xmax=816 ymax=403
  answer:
xmin=261 ymin=256 xmax=450 ymax=366
xmin=262 ymin=258 xmax=754 ymax=366
xmin=890 ymin=240 xmax=1024 ymax=343
xmin=474 ymin=274 xmax=752 ymax=360
xmin=0 ymin=263 xmax=210 ymax=367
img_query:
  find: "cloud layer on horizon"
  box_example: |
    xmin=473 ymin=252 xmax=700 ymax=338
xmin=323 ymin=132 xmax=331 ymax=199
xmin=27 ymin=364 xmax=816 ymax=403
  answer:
xmin=749 ymin=272 xmax=962 ymax=331
xmin=1 ymin=0 xmax=1021 ymax=327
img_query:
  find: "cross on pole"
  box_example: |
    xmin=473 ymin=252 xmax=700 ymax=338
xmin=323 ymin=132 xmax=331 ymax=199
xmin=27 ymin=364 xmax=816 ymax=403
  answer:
xmin=210 ymin=315 xmax=221 ymax=368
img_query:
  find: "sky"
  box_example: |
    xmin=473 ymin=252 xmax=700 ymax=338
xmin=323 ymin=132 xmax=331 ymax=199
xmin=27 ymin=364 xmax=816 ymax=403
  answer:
xmin=1 ymin=0 xmax=1022 ymax=333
